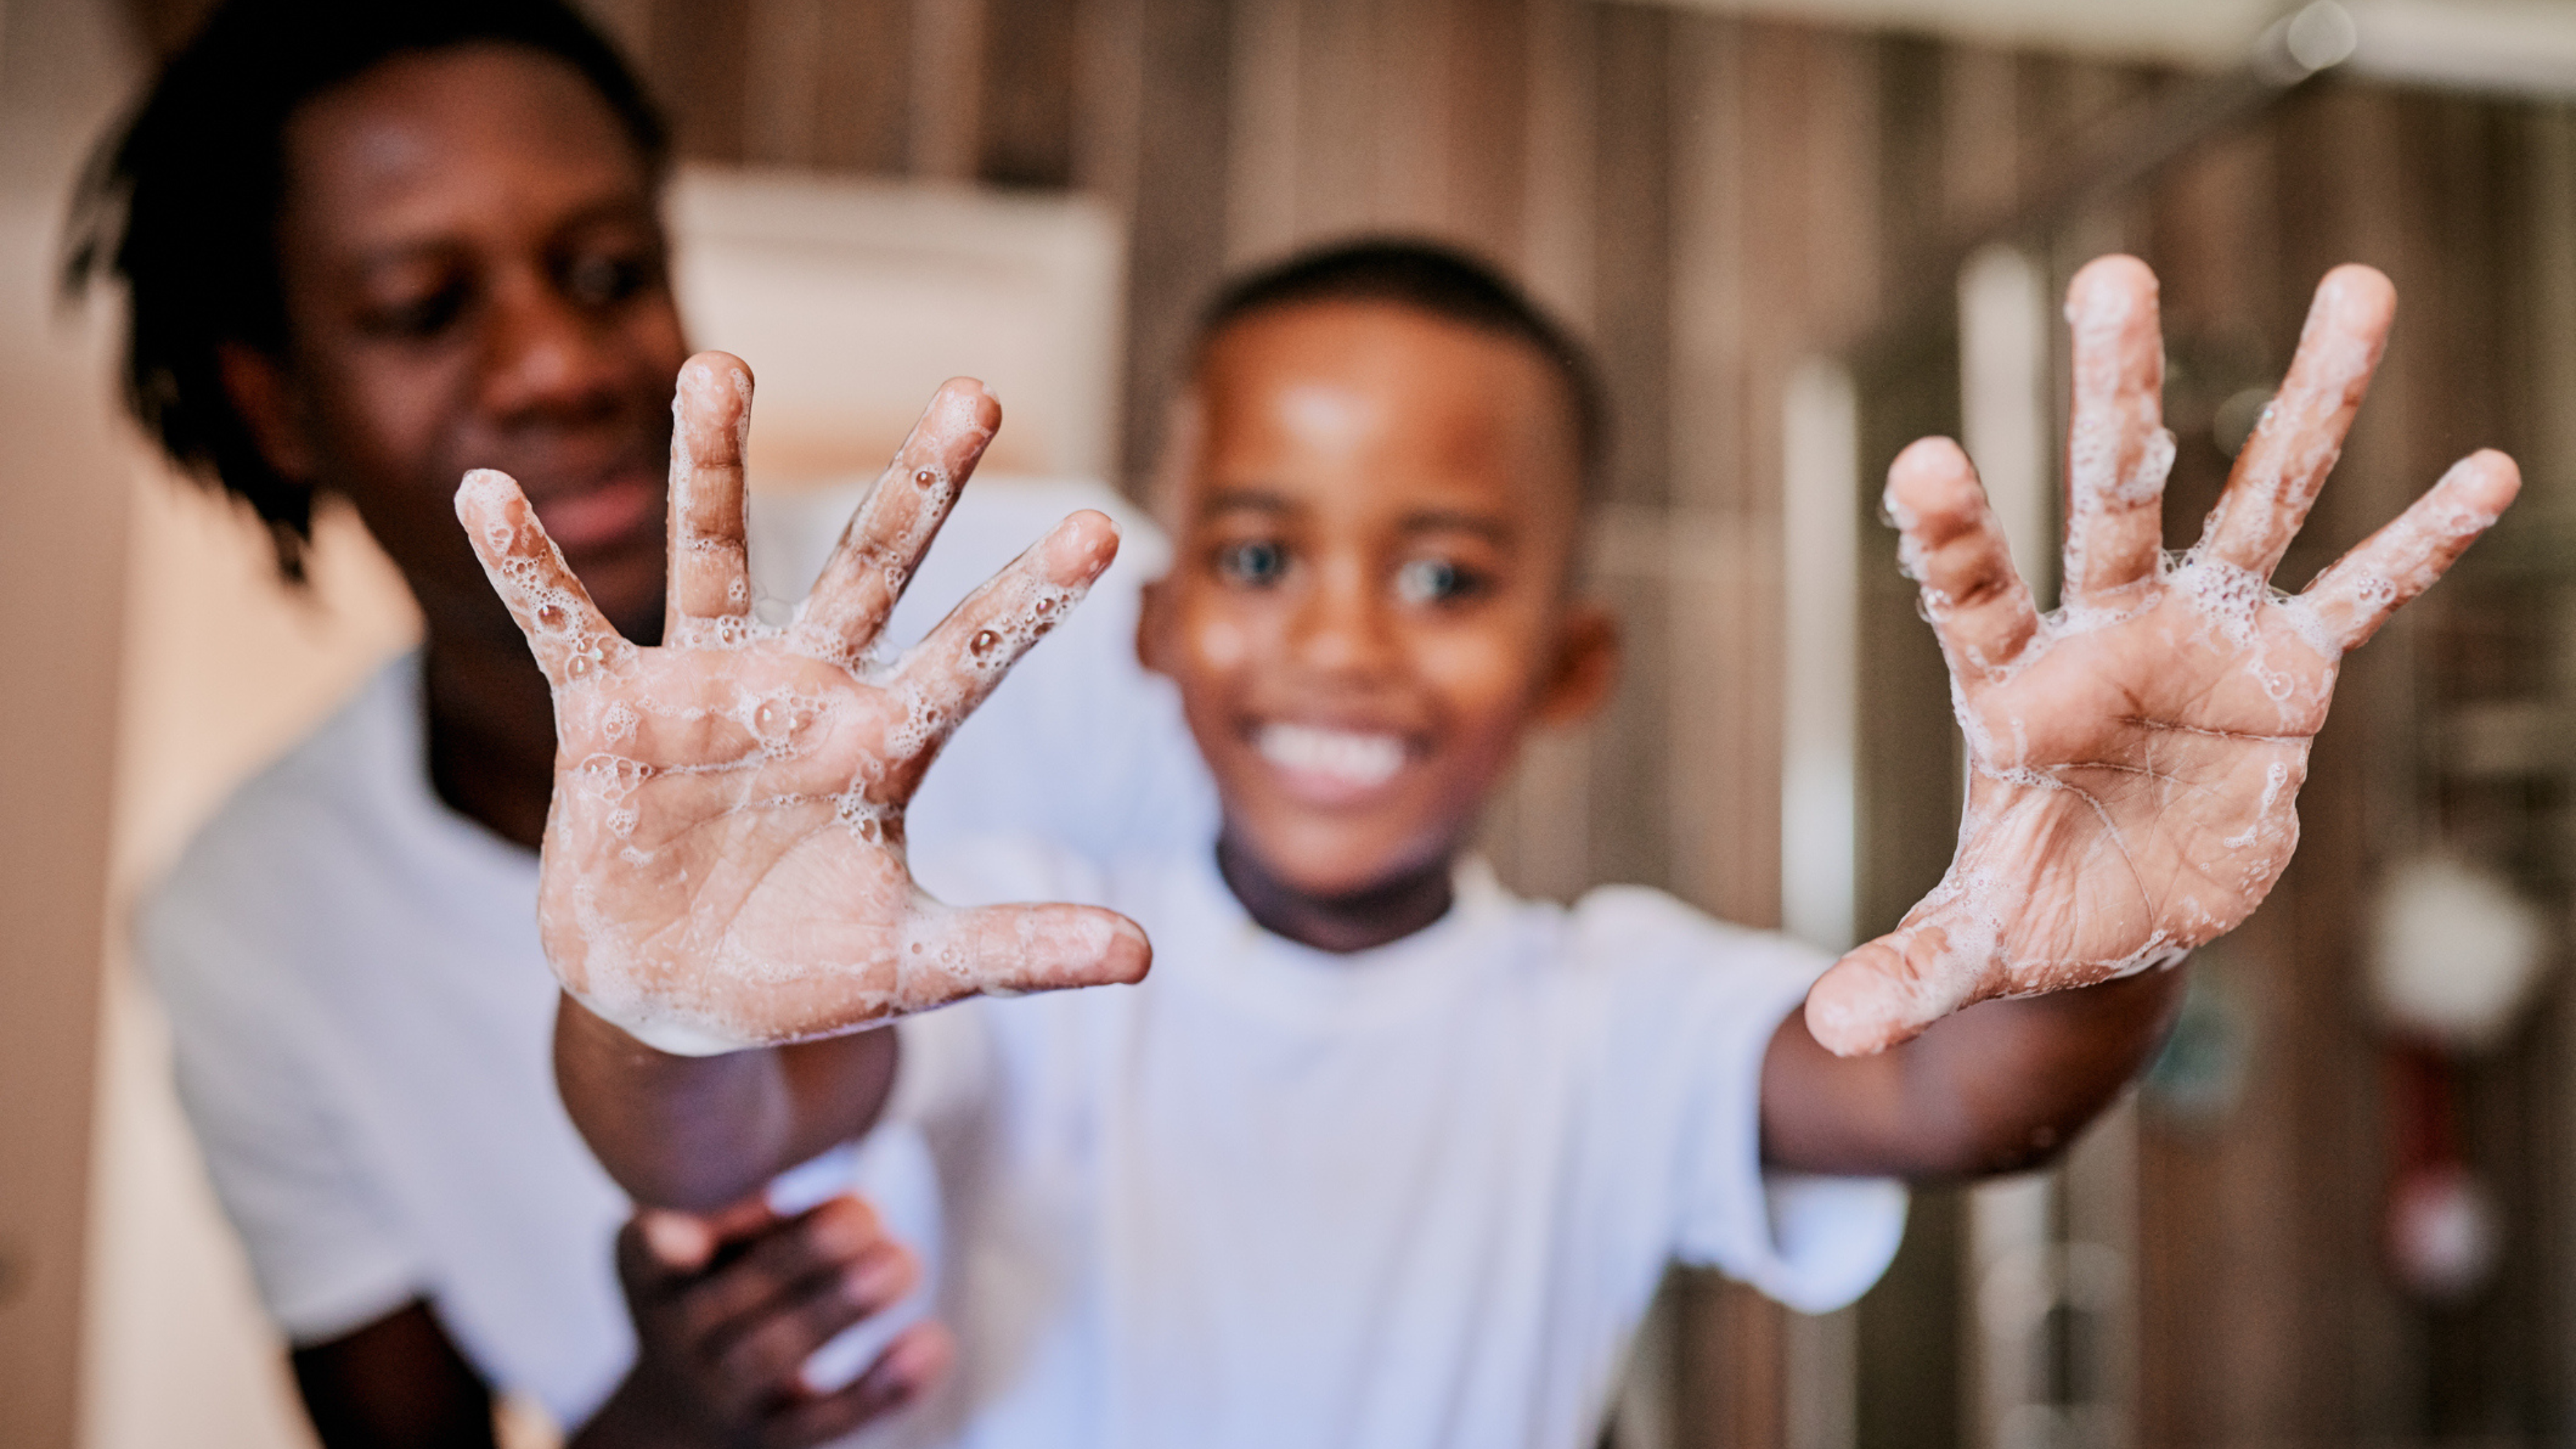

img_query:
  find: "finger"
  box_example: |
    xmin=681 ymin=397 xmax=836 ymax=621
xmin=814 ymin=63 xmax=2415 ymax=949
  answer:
xmin=903 ymin=903 xmax=1152 ymax=1009
xmin=1802 ymin=925 xmax=1993 ymax=1058
xmin=637 ymin=1210 xmax=719 ymax=1274
xmin=666 ymin=352 xmax=756 ymax=642
xmin=766 ymin=1323 xmax=954 ymax=1446
xmin=615 ymin=1217 xmax=685 ymax=1303
xmin=883 ymin=510 xmax=1122 ymax=759
xmin=679 ymin=1195 xmax=889 ymax=1347
xmin=637 ymin=1189 xmax=789 ymax=1274
xmin=455 ymin=469 xmax=630 ymax=687
xmin=712 ymin=1239 xmax=920 ymax=1400
xmin=2295 ymin=449 xmax=2520 ymax=655
xmin=2060 ymin=255 xmax=2174 ymax=607
xmin=1886 ymin=438 xmax=2040 ymax=681
xmin=787 ymin=380 xmax=1002 ymax=670
xmin=2198 ymin=265 xmax=2395 ymax=578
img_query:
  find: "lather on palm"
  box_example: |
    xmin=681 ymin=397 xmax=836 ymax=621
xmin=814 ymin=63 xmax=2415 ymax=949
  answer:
xmin=1800 ymin=256 xmax=2518 ymax=1055
xmin=457 ymin=355 xmax=1146 ymax=1055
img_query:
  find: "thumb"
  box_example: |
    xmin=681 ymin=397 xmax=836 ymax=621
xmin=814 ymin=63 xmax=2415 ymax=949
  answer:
xmin=911 ymin=903 xmax=1151 ymax=1006
xmin=1802 ymin=924 xmax=1990 ymax=1057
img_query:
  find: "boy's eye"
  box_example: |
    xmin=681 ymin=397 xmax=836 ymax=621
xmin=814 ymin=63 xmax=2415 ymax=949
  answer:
xmin=1395 ymin=557 xmax=1485 ymax=605
xmin=1216 ymin=539 xmax=1289 ymax=586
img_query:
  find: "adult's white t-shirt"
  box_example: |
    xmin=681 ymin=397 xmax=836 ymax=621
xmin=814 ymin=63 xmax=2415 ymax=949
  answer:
xmin=888 ymin=841 xmax=1910 ymax=1449
xmin=139 ymin=478 xmax=1214 ymax=1429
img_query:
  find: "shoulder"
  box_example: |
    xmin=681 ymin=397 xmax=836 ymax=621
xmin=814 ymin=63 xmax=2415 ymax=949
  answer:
xmin=905 ymin=475 xmax=1168 ymax=640
xmin=1567 ymin=884 xmax=1835 ymax=984
xmin=944 ymin=474 xmax=1166 ymax=573
xmin=748 ymin=473 xmax=1166 ymax=618
xmin=139 ymin=661 xmax=416 ymax=1004
xmin=1549 ymin=884 xmax=1835 ymax=1057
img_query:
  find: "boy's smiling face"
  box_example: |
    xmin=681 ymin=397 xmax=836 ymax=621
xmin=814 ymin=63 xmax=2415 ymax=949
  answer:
xmin=1142 ymin=300 xmax=1616 ymax=930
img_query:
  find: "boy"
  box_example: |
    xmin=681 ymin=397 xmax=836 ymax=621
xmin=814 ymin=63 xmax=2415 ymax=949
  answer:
xmin=472 ymin=243 xmax=2519 ymax=1444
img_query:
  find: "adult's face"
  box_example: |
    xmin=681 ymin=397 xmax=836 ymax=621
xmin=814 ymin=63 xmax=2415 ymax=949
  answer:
xmin=245 ymin=42 xmax=686 ymax=643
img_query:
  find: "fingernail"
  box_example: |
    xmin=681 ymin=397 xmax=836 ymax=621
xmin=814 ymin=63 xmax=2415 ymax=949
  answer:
xmin=848 ymin=1249 xmax=912 ymax=1308
xmin=640 ymin=1213 xmax=708 ymax=1268
xmin=884 ymin=1327 xmax=951 ymax=1393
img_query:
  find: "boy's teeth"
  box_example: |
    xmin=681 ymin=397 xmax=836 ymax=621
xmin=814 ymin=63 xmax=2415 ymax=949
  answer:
xmin=1256 ymin=723 xmax=1405 ymax=789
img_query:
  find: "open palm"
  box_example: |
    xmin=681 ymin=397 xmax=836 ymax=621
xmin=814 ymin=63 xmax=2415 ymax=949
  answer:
xmin=457 ymin=355 xmax=1148 ymax=1055
xmin=1804 ymin=258 xmax=2518 ymax=1057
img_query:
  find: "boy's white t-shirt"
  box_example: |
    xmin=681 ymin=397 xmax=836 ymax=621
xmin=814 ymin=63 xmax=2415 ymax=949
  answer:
xmin=893 ymin=842 xmax=1908 ymax=1449
xmin=138 ymin=478 xmax=1214 ymax=1428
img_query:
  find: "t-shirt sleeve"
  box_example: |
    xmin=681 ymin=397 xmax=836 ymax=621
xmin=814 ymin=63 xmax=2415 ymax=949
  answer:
xmin=138 ymin=887 xmax=429 ymax=1345
xmin=1577 ymin=887 xmax=1907 ymax=1314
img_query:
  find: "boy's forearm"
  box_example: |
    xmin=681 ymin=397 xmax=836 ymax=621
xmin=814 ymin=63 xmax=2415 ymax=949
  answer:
xmin=554 ymin=994 xmax=899 ymax=1210
xmin=1763 ymin=965 xmax=2187 ymax=1180
xmin=1901 ymin=965 xmax=2185 ymax=1176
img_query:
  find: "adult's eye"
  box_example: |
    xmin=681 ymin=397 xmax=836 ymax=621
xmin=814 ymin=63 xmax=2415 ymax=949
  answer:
xmin=1396 ymin=557 xmax=1484 ymax=605
xmin=1216 ymin=539 xmax=1289 ymax=587
xmin=563 ymin=251 xmax=651 ymax=308
xmin=363 ymin=284 xmax=468 ymax=341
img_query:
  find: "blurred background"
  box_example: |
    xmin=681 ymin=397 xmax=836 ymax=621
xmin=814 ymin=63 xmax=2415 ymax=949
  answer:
xmin=8 ymin=0 xmax=2576 ymax=1446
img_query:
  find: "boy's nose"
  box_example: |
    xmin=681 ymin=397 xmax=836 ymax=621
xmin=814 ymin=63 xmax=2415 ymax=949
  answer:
xmin=1285 ymin=560 xmax=1400 ymax=677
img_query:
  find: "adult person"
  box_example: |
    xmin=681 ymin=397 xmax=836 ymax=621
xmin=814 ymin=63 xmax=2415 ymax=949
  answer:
xmin=65 ymin=3 xmax=1205 ymax=1444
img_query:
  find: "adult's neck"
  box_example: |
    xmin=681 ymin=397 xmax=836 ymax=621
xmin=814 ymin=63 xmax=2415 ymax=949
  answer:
xmin=422 ymin=629 xmax=558 ymax=852
xmin=1215 ymin=832 xmax=1456 ymax=955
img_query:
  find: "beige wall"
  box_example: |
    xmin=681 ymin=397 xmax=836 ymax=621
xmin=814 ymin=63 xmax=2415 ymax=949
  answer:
xmin=0 ymin=0 xmax=140 ymax=1442
xmin=0 ymin=3 xmax=417 ymax=1446
xmin=82 ymin=477 xmax=414 ymax=1449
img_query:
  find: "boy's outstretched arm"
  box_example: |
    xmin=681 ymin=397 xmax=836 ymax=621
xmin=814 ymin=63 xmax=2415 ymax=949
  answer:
xmin=1762 ymin=968 xmax=2182 ymax=1178
xmin=463 ymin=355 xmax=1149 ymax=1208
xmin=1767 ymin=256 xmax=2518 ymax=1173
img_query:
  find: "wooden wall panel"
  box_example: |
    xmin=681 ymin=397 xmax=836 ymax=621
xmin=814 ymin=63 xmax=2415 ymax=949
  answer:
xmin=1110 ymin=0 xmax=1234 ymax=489
xmin=2074 ymin=75 xmax=2576 ymax=1445
xmin=978 ymin=0 xmax=1073 ymax=186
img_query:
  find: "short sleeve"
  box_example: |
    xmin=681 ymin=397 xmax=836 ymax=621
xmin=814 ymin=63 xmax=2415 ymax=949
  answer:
xmin=1577 ymin=886 xmax=1908 ymax=1314
xmin=138 ymin=892 xmax=428 ymax=1344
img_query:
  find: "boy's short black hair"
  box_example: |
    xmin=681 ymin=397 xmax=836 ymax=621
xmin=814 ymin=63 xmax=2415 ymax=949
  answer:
xmin=1193 ymin=238 xmax=1609 ymax=499
xmin=62 ymin=0 xmax=667 ymax=582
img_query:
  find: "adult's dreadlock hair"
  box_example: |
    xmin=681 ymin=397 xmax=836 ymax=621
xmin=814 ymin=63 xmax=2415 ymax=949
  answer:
xmin=63 ymin=0 xmax=667 ymax=581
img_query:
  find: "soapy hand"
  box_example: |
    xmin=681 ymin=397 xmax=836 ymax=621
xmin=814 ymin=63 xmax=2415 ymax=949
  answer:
xmin=457 ymin=354 xmax=1150 ymax=1055
xmin=1803 ymin=257 xmax=2519 ymax=1057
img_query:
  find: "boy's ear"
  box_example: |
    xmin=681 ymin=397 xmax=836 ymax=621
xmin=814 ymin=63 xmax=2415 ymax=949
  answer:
xmin=1533 ymin=601 xmax=1619 ymax=728
xmin=1136 ymin=576 xmax=1172 ymax=678
xmin=216 ymin=341 xmax=319 ymax=484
